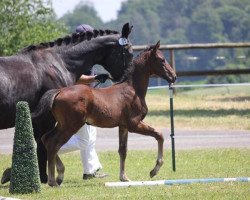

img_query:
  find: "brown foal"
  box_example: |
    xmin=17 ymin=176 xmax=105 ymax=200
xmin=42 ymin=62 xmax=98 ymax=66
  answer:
xmin=35 ymin=41 xmax=176 ymax=186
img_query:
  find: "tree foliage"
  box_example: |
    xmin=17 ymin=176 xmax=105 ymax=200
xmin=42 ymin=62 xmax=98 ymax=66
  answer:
xmin=60 ymin=1 xmax=103 ymax=32
xmin=2 ymin=0 xmax=249 ymax=83
xmin=112 ymin=0 xmax=250 ymax=44
xmin=0 ymin=0 xmax=67 ymax=56
xmin=59 ymin=0 xmax=250 ymax=83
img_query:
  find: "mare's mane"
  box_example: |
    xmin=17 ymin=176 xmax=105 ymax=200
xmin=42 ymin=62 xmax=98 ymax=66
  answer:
xmin=21 ymin=29 xmax=119 ymax=53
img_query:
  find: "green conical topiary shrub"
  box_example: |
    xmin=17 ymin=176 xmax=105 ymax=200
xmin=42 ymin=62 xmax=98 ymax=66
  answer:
xmin=9 ymin=101 xmax=41 ymax=194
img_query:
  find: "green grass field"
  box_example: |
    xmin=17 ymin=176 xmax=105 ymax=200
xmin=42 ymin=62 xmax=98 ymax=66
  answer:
xmin=0 ymin=85 xmax=249 ymax=199
xmin=145 ymin=85 xmax=250 ymax=130
xmin=0 ymin=149 xmax=249 ymax=200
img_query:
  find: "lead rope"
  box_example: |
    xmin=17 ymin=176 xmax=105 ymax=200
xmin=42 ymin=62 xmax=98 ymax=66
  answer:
xmin=93 ymin=82 xmax=101 ymax=88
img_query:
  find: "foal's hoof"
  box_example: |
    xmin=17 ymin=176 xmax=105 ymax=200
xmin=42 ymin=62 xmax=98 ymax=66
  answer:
xmin=56 ymin=177 xmax=63 ymax=186
xmin=150 ymin=169 xmax=157 ymax=178
xmin=48 ymin=181 xmax=59 ymax=187
xmin=120 ymin=175 xmax=131 ymax=182
xmin=150 ymin=160 xmax=164 ymax=178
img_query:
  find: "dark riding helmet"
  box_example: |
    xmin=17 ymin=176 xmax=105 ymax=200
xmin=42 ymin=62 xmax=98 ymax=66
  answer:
xmin=76 ymin=24 xmax=94 ymax=33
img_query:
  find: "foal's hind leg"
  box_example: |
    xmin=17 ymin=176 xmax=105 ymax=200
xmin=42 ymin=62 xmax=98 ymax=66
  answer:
xmin=118 ymin=127 xmax=130 ymax=182
xmin=43 ymin=124 xmax=81 ymax=187
xmin=129 ymin=121 xmax=164 ymax=178
xmin=55 ymin=155 xmax=65 ymax=186
xmin=42 ymin=127 xmax=59 ymax=187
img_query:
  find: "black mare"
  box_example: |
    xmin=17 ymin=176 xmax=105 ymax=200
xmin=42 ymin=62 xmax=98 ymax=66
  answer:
xmin=0 ymin=23 xmax=133 ymax=183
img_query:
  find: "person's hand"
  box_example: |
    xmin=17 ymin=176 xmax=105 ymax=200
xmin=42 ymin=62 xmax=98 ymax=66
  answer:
xmin=94 ymin=74 xmax=109 ymax=83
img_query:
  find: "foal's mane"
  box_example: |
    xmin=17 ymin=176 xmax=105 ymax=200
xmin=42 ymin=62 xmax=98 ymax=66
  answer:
xmin=21 ymin=29 xmax=119 ymax=53
xmin=116 ymin=46 xmax=153 ymax=84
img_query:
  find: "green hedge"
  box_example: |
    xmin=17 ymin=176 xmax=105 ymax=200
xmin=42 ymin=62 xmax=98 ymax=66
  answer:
xmin=9 ymin=101 xmax=41 ymax=194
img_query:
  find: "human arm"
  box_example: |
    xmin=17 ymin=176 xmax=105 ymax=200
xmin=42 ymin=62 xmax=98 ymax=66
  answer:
xmin=77 ymin=74 xmax=109 ymax=85
xmin=77 ymin=75 xmax=96 ymax=85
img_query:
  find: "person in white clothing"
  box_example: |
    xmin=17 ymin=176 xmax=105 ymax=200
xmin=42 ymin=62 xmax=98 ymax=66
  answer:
xmin=58 ymin=24 xmax=109 ymax=179
xmin=59 ymin=68 xmax=109 ymax=179
xmin=59 ymin=24 xmax=108 ymax=180
xmin=59 ymin=125 xmax=102 ymax=178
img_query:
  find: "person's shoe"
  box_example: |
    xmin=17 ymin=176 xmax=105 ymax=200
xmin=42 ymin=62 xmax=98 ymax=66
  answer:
xmin=1 ymin=167 xmax=11 ymax=184
xmin=83 ymin=169 xmax=108 ymax=180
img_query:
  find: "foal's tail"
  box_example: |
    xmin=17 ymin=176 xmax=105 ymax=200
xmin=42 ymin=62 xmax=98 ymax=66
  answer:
xmin=32 ymin=89 xmax=61 ymax=121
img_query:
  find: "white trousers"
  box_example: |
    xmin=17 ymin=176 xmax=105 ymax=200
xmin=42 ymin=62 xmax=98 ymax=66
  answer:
xmin=58 ymin=125 xmax=102 ymax=174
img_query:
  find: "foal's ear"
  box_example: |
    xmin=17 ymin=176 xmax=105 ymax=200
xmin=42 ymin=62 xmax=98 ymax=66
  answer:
xmin=153 ymin=40 xmax=161 ymax=53
xmin=122 ymin=23 xmax=133 ymax=38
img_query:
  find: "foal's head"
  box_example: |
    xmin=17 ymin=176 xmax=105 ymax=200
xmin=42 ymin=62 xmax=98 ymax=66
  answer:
xmin=147 ymin=41 xmax=176 ymax=83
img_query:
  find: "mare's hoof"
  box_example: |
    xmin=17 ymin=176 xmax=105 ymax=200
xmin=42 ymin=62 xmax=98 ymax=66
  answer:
xmin=40 ymin=175 xmax=48 ymax=184
xmin=1 ymin=168 xmax=11 ymax=184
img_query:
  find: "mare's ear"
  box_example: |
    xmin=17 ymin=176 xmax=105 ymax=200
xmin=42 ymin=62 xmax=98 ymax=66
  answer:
xmin=153 ymin=40 xmax=161 ymax=53
xmin=122 ymin=23 xmax=133 ymax=38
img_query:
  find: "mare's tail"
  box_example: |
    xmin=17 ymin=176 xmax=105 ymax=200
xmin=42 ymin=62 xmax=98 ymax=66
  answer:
xmin=32 ymin=89 xmax=61 ymax=121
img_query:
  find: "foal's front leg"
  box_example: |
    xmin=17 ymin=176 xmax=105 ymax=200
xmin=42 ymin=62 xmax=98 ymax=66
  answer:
xmin=129 ymin=121 xmax=164 ymax=178
xmin=118 ymin=127 xmax=130 ymax=182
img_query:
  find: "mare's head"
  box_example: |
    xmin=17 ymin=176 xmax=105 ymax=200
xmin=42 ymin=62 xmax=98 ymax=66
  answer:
xmin=99 ymin=23 xmax=133 ymax=81
xmin=146 ymin=41 xmax=176 ymax=83
xmin=20 ymin=23 xmax=133 ymax=82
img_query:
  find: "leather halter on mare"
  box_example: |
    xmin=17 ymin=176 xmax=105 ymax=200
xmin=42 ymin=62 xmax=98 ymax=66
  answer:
xmin=93 ymin=37 xmax=129 ymax=88
xmin=119 ymin=37 xmax=129 ymax=70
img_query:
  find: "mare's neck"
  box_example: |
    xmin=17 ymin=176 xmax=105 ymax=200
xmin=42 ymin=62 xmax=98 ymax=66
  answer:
xmin=130 ymin=54 xmax=151 ymax=98
xmin=56 ymin=36 xmax=114 ymax=79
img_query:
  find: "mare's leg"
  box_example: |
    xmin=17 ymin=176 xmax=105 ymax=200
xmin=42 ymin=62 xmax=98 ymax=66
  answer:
xmin=33 ymin=123 xmax=48 ymax=184
xmin=118 ymin=127 xmax=130 ymax=182
xmin=33 ymin=114 xmax=56 ymax=184
xmin=55 ymin=155 xmax=65 ymax=185
xmin=36 ymin=140 xmax=48 ymax=183
xmin=129 ymin=121 xmax=164 ymax=178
